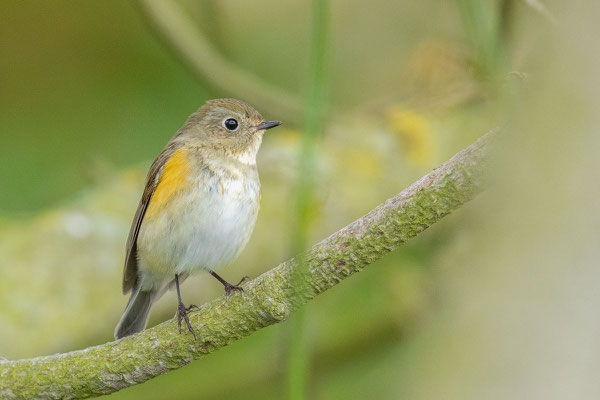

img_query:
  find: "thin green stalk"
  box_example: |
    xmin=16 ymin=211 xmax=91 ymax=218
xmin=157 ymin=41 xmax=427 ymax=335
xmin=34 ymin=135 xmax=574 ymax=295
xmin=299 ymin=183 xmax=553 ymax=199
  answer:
xmin=456 ymin=0 xmax=508 ymax=85
xmin=287 ymin=0 xmax=330 ymax=399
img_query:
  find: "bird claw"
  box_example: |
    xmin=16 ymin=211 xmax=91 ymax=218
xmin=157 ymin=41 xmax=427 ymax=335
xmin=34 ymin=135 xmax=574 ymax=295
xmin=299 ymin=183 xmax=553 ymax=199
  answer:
xmin=177 ymin=302 xmax=197 ymax=340
xmin=224 ymin=276 xmax=250 ymax=296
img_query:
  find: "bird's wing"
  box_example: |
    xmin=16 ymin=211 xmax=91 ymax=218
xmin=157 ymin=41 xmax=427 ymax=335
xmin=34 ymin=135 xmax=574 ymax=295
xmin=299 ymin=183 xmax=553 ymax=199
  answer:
xmin=121 ymin=141 xmax=183 ymax=294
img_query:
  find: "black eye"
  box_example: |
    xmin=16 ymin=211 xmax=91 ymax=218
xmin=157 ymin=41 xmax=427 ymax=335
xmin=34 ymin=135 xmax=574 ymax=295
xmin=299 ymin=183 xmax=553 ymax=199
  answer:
xmin=224 ymin=118 xmax=239 ymax=131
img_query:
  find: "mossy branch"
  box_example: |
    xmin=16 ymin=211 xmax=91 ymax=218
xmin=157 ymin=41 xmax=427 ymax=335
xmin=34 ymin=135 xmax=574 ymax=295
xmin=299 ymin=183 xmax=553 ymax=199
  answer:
xmin=0 ymin=130 xmax=496 ymax=400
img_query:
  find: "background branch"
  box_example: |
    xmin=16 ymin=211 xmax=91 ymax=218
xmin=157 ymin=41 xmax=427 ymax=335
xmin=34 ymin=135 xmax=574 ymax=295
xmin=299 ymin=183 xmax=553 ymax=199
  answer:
xmin=137 ymin=0 xmax=302 ymax=123
xmin=0 ymin=130 xmax=496 ymax=400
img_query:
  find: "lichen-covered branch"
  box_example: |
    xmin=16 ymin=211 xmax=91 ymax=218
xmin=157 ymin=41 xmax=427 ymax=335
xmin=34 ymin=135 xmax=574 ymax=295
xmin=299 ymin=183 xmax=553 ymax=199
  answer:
xmin=0 ymin=130 xmax=496 ymax=400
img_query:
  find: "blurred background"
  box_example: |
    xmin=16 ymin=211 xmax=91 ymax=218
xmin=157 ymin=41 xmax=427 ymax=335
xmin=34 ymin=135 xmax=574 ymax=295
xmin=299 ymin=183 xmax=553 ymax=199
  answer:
xmin=1 ymin=1 xmax=599 ymax=399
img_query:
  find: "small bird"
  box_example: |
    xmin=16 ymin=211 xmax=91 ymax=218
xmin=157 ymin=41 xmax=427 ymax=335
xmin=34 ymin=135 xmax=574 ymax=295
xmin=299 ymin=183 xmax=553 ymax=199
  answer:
xmin=114 ymin=98 xmax=281 ymax=339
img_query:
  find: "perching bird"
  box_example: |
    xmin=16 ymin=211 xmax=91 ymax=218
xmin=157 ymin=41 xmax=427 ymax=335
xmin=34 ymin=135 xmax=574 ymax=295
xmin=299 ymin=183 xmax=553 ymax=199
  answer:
xmin=114 ymin=98 xmax=281 ymax=339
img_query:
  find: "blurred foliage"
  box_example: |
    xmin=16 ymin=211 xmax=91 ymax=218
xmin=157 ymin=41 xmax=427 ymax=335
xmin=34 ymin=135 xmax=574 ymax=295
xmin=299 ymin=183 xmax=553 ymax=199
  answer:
xmin=0 ymin=1 xmax=210 ymax=213
xmin=3 ymin=0 xmax=597 ymax=399
xmin=385 ymin=107 xmax=434 ymax=167
xmin=0 ymin=0 xmax=478 ymax=214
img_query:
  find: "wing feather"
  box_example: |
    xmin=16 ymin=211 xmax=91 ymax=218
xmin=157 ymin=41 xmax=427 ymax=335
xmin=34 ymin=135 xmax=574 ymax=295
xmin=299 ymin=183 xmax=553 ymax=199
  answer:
xmin=121 ymin=141 xmax=182 ymax=294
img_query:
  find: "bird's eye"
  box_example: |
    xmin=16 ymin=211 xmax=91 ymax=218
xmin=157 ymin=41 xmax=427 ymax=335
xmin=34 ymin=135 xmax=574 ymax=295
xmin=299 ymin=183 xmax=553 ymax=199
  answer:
xmin=224 ymin=118 xmax=239 ymax=131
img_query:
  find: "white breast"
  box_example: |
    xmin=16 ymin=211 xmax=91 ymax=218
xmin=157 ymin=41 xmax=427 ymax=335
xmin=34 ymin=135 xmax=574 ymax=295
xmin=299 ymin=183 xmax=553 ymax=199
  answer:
xmin=137 ymin=169 xmax=260 ymax=290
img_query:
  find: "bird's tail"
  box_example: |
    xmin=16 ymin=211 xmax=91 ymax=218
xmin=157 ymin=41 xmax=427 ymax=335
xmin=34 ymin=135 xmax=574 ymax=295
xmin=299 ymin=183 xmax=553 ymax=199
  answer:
xmin=114 ymin=283 xmax=156 ymax=339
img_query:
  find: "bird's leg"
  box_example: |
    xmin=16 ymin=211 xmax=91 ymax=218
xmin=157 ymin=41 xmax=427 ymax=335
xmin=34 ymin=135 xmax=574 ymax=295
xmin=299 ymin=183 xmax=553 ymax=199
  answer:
xmin=175 ymin=274 xmax=197 ymax=340
xmin=209 ymin=270 xmax=249 ymax=296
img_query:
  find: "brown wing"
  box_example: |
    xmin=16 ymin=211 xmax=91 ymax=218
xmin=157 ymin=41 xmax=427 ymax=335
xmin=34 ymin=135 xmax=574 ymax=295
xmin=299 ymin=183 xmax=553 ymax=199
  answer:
xmin=121 ymin=141 xmax=182 ymax=294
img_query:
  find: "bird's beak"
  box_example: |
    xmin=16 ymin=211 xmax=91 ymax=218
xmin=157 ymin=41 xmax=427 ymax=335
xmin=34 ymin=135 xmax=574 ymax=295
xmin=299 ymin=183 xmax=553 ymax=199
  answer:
xmin=255 ymin=120 xmax=282 ymax=131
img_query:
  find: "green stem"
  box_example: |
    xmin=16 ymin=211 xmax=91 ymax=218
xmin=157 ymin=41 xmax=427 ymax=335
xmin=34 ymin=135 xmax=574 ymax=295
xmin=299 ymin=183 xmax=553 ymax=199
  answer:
xmin=456 ymin=0 xmax=507 ymax=85
xmin=287 ymin=0 xmax=331 ymax=398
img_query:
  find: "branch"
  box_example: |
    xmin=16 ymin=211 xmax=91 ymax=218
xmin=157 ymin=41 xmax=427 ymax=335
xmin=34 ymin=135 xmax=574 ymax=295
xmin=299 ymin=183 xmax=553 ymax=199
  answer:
xmin=137 ymin=0 xmax=302 ymax=123
xmin=0 ymin=130 xmax=496 ymax=400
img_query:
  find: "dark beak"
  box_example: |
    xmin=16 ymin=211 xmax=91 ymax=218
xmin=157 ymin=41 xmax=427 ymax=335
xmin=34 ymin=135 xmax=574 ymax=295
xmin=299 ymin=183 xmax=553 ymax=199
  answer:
xmin=255 ymin=120 xmax=282 ymax=131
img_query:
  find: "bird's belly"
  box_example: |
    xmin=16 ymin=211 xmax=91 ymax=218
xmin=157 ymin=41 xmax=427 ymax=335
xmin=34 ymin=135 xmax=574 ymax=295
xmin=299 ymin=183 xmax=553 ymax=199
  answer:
xmin=137 ymin=175 xmax=260 ymax=288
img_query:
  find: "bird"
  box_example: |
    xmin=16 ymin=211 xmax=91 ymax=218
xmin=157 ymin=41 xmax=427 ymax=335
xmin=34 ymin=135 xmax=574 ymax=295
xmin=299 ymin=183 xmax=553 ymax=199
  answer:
xmin=114 ymin=98 xmax=281 ymax=339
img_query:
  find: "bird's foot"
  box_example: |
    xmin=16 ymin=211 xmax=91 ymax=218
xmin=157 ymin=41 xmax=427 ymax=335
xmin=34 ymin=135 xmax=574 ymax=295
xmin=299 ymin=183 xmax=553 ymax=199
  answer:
xmin=224 ymin=276 xmax=250 ymax=297
xmin=177 ymin=302 xmax=198 ymax=340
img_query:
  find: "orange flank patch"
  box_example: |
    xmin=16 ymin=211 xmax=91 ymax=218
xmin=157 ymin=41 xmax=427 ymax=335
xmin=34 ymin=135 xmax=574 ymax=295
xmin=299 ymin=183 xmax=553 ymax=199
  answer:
xmin=145 ymin=148 xmax=191 ymax=219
